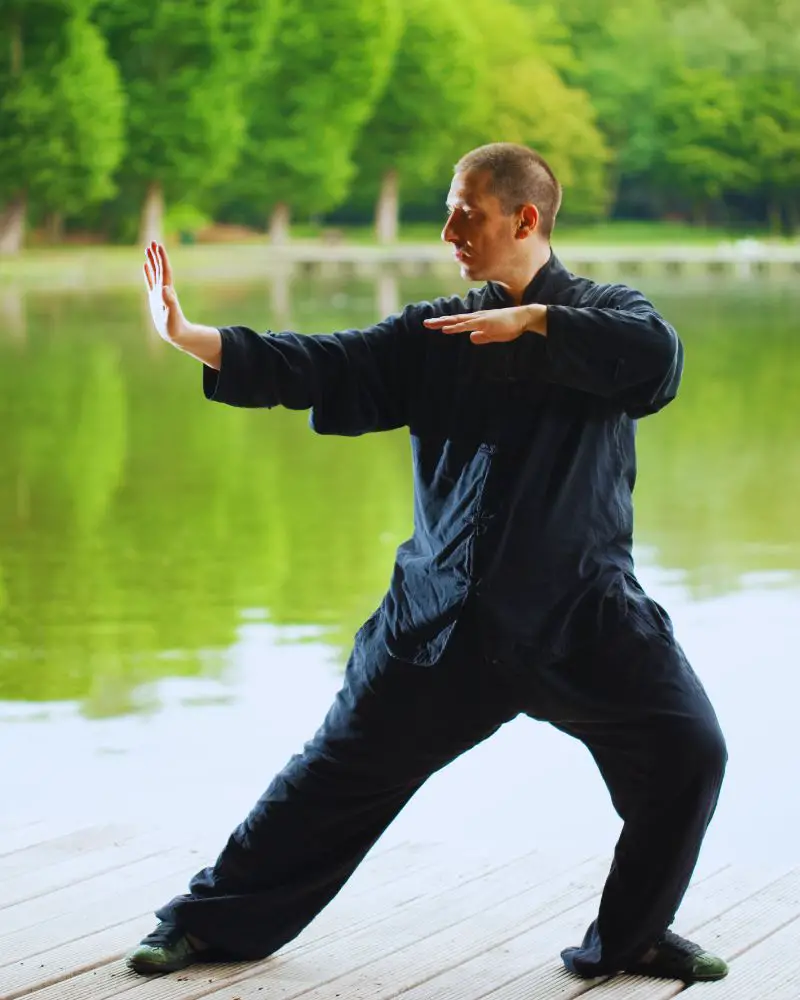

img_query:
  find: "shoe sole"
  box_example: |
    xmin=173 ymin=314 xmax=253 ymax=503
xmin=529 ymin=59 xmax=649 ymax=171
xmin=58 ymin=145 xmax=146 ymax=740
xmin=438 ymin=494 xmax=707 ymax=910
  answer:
xmin=126 ymin=955 xmax=197 ymax=976
xmin=625 ymin=963 xmax=729 ymax=983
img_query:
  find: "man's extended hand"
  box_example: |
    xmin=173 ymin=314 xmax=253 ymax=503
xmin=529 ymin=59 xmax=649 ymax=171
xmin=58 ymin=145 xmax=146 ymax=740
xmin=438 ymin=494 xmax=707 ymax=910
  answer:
xmin=143 ymin=241 xmax=189 ymax=344
xmin=423 ymin=304 xmax=547 ymax=344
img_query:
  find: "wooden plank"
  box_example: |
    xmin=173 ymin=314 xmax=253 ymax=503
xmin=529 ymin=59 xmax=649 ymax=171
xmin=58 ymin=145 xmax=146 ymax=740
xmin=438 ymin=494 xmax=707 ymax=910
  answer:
xmin=0 ymin=848 xmax=213 ymax=937
xmin=174 ymin=856 xmax=607 ymax=1000
xmin=458 ymin=863 xmax=787 ymax=1000
xmin=0 ymin=821 xmax=112 ymax=861
xmin=553 ymin=867 xmax=800 ymax=1000
xmin=0 ymin=912 xmax=155 ymax=1000
xmin=0 ymin=840 xmax=525 ymax=999
xmin=349 ymin=863 xmax=765 ymax=1000
xmin=6 ymin=850 xmax=597 ymax=1000
xmin=0 ymin=826 xmax=138 ymax=878
xmin=0 ymin=852 xmax=202 ymax=966
xmin=0 ymin=833 xmax=452 ymax=963
xmin=681 ymin=916 xmax=800 ymax=999
xmin=0 ymin=832 xmax=212 ymax=912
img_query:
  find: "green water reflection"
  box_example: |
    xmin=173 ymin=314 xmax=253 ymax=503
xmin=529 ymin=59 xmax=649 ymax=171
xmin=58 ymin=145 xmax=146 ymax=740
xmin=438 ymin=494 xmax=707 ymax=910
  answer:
xmin=0 ymin=273 xmax=797 ymax=715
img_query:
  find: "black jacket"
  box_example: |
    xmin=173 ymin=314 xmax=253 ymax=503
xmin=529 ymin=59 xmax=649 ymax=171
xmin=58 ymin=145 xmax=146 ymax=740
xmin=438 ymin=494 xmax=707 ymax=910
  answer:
xmin=203 ymin=253 xmax=683 ymax=665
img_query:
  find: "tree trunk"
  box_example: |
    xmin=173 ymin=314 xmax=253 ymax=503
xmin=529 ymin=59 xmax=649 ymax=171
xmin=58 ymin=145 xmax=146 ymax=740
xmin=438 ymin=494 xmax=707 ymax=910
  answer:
xmin=766 ymin=199 xmax=782 ymax=235
xmin=376 ymin=269 xmax=399 ymax=317
xmin=786 ymin=200 xmax=800 ymax=237
xmin=269 ymin=202 xmax=291 ymax=244
xmin=692 ymin=200 xmax=709 ymax=227
xmin=375 ymin=168 xmax=399 ymax=245
xmin=44 ymin=211 xmax=65 ymax=245
xmin=0 ymin=287 xmax=26 ymax=342
xmin=0 ymin=193 xmax=27 ymax=255
xmin=269 ymin=262 xmax=292 ymax=324
xmin=139 ymin=181 xmax=164 ymax=246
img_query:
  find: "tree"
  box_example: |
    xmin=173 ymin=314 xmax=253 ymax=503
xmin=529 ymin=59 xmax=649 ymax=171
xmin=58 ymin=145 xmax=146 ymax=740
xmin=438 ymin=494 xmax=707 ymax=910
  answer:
xmin=94 ymin=0 xmax=280 ymax=245
xmin=350 ymin=0 xmax=482 ymax=244
xmin=544 ymin=0 xmax=680 ymax=193
xmin=218 ymin=0 xmax=402 ymax=244
xmin=0 ymin=0 xmax=125 ymax=253
xmin=463 ymin=0 xmax=610 ymax=224
xmin=743 ymin=74 xmax=800 ymax=233
xmin=648 ymin=66 xmax=753 ymax=222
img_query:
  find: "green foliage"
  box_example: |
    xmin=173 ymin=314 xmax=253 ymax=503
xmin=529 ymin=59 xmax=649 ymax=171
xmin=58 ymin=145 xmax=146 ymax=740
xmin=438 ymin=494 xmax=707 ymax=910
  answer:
xmin=5 ymin=0 xmax=800 ymax=237
xmin=0 ymin=2 xmax=125 ymax=214
xmin=462 ymin=0 xmax=610 ymax=221
xmin=649 ymin=66 xmax=753 ymax=211
xmin=351 ymin=0 xmax=479 ymax=199
xmin=222 ymin=0 xmax=402 ymax=221
xmin=547 ymin=0 xmax=680 ymax=178
xmin=163 ymin=202 xmax=213 ymax=242
xmin=93 ymin=0 xmax=280 ymax=200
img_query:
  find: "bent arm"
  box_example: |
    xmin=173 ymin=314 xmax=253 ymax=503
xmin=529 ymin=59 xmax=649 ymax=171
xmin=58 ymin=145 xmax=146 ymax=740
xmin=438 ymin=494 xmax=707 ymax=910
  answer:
xmin=540 ymin=286 xmax=683 ymax=416
xmin=201 ymin=310 xmax=421 ymax=435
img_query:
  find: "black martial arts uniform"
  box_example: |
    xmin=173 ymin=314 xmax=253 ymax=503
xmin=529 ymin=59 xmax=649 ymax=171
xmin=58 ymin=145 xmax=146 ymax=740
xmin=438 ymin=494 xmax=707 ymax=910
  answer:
xmin=156 ymin=253 xmax=726 ymax=978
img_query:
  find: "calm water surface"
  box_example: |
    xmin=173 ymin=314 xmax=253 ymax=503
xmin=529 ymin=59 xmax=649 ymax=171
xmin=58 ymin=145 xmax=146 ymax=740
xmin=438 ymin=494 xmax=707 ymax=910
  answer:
xmin=1 ymin=270 xmax=798 ymax=866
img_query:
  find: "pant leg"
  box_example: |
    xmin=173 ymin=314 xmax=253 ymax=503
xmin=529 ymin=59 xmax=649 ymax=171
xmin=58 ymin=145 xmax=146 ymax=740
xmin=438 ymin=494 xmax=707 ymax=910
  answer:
xmin=523 ymin=616 xmax=727 ymax=978
xmin=156 ymin=609 xmax=517 ymax=959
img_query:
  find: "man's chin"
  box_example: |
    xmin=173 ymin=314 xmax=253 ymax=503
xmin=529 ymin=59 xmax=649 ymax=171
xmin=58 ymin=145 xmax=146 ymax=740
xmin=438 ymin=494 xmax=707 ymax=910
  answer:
xmin=458 ymin=260 xmax=484 ymax=280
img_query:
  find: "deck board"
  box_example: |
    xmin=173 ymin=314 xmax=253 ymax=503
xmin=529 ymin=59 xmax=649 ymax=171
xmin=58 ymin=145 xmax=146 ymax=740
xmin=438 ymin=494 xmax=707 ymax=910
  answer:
xmin=0 ymin=824 xmax=796 ymax=1000
xmin=0 ymin=825 xmax=136 ymax=873
xmin=682 ymin=916 xmax=800 ymax=999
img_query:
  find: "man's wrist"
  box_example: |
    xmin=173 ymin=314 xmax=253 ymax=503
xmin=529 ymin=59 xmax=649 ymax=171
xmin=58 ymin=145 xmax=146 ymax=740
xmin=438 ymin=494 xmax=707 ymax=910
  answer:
xmin=172 ymin=321 xmax=223 ymax=370
xmin=525 ymin=304 xmax=548 ymax=337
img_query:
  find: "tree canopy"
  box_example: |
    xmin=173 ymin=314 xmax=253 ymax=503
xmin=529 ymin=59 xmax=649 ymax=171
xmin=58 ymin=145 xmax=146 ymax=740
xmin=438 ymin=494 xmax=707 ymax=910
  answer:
xmin=1 ymin=0 xmax=798 ymax=250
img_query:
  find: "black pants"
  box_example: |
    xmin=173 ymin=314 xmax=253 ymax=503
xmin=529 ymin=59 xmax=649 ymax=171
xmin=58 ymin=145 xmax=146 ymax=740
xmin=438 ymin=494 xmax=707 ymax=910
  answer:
xmin=156 ymin=602 xmax=727 ymax=977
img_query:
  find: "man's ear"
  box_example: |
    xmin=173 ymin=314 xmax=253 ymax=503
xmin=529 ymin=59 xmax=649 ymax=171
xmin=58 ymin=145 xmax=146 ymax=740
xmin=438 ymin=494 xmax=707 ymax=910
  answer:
xmin=516 ymin=204 xmax=540 ymax=238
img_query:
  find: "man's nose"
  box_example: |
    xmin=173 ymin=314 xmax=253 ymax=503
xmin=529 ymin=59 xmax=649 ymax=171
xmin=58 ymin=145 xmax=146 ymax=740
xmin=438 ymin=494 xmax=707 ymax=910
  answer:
xmin=441 ymin=215 xmax=457 ymax=244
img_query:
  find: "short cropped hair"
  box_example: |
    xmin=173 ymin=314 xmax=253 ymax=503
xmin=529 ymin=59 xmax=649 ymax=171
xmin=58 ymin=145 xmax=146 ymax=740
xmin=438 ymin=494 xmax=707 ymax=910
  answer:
xmin=455 ymin=143 xmax=563 ymax=240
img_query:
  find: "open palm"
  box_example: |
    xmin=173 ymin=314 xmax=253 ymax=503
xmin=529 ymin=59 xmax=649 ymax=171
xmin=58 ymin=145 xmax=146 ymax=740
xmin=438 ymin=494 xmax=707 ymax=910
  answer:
xmin=143 ymin=242 xmax=185 ymax=343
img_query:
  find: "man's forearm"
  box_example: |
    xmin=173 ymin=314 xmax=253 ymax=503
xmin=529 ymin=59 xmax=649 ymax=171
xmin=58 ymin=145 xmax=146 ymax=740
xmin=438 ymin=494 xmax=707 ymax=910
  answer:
xmin=172 ymin=322 xmax=223 ymax=370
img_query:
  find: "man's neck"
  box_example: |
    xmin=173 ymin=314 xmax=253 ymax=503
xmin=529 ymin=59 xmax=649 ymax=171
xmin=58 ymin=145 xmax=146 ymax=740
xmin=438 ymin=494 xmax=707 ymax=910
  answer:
xmin=494 ymin=245 xmax=552 ymax=305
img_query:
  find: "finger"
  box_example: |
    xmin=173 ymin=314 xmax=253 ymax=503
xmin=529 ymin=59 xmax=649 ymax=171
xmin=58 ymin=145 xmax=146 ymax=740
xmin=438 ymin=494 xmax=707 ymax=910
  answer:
xmin=470 ymin=330 xmax=515 ymax=344
xmin=423 ymin=314 xmax=481 ymax=329
xmin=439 ymin=321 xmax=481 ymax=334
xmin=159 ymin=244 xmax=174 ymax=286
xmin=151 ymin=241 xmax=161 ymax=285
xmin=146 ymin=245 xmax=158 ymax=284
xmin=469 ymin=330 xmax=495 ymax=344
xmin=143 ymin=261 xmax=154 ymax=291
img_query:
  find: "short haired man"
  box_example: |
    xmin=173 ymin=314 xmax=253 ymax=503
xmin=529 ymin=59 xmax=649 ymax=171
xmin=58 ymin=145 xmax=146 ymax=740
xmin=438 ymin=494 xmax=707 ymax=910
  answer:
xmin=131 ymin=143 xmax=728 ymax=984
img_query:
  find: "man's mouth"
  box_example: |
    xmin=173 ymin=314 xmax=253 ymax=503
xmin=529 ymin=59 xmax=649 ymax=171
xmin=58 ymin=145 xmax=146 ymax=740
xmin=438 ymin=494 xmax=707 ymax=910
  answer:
xmin=454 ymin=248 xmax=470 ymax=262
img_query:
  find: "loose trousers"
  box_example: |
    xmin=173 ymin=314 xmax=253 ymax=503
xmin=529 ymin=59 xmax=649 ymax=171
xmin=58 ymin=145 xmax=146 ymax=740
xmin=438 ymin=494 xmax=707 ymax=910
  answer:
xmin=156 ymin=601 xmax=727 ymax=977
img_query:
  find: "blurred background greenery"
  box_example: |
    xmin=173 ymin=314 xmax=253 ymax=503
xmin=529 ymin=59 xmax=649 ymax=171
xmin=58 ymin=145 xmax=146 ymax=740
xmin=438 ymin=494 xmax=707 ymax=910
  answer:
xmin=1 ymin=273 xmax=798 ymax=716
xmin=0 ymin=4 xmax=798 ymax=727
xmin=1 ymin=0 xmax=800 ymax=251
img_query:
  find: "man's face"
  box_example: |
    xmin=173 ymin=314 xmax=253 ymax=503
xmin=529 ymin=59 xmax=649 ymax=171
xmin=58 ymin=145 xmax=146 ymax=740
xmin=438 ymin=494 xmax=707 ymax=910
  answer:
xmin=441 ymin=169 xmax=534 ymax=282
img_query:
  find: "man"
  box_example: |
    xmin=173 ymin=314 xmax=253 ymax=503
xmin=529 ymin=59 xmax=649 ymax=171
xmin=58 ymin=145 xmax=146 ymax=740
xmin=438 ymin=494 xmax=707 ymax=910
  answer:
xmin=130 ymin=143 xmax=728 ymax=984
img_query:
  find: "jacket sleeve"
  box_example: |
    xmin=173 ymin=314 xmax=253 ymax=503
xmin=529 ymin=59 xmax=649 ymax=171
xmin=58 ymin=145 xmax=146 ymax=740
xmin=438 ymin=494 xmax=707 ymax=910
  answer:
xmin=540 ymin=284 xmax=684 ymax=417
xmin=202 ymin=307 xmax=423 ymax=435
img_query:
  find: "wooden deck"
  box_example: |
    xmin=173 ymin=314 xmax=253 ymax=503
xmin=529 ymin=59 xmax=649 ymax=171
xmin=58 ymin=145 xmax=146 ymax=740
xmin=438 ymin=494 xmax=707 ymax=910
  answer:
xmin=0 ymin=822 xmax=798 ymax=1000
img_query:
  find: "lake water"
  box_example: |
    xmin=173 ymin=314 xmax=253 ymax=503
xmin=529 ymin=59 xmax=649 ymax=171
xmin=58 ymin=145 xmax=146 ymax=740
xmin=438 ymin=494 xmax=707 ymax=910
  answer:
xmin=1 ymin=269 xmax=798 ymax=871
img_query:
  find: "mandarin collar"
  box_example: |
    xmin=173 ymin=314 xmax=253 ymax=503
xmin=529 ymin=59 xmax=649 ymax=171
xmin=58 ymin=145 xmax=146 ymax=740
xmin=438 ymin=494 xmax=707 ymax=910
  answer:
xmin=486 ymin=251 xmax=569 ymax=306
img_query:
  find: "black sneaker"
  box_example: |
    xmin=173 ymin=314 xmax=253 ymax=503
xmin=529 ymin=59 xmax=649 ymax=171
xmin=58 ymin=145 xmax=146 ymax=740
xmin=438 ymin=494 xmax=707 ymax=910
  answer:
xmin=126 ymin=920 xmax=209 ymax=975
xmin=625 ymin=930 xmax=729 ymax=982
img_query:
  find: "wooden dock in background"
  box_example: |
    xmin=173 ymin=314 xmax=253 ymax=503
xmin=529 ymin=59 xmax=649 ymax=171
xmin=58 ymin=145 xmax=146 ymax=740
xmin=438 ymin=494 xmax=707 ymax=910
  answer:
xmin=0 ymin=822 xmax=798 ymax=1000
xmin=3 ymin=240 xmax=800 ymax=293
